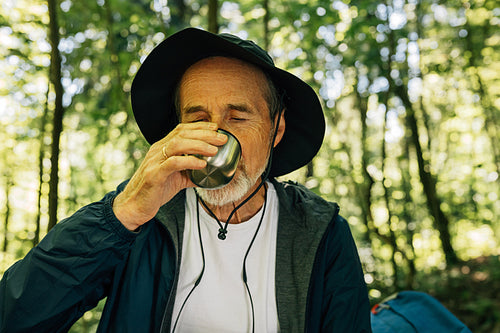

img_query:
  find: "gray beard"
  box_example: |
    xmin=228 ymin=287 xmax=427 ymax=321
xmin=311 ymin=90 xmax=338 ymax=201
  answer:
xmin=196 ymin=158 xmax=267 ymax=206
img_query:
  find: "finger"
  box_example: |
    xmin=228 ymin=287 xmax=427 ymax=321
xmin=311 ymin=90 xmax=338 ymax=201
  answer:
xmin=159 ymin=130 xmax=228 ymax=160
xmin=162 ymin=146 xmax=169 ymax=159
xmin=178 ymin=127 xmax=228 ymax=146
xmin=167 ymin=138 xmax=223 ymax=158
xmin=178 ymin=121 xmax=219 ymax=131
xmin=160 ymin=122 xmax=228 ymax=146
xmin=160 ymin=155 xmax=207 ymax=174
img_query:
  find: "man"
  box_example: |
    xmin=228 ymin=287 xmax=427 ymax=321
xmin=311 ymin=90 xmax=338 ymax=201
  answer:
xmin=0 ymin=28 xmax=370 ymax=332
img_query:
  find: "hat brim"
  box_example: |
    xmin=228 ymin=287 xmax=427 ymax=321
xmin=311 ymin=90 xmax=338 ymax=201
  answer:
xmin=131 ymin=28 xmax=325 ymax=177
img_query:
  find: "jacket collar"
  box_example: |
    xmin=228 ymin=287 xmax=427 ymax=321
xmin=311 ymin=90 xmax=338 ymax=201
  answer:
xmin=155 ymin=180 xmax=339 ymax=332
xmin=156 ymin=190 xmax=186 ymax=254
xmin=271 ymin=179 xmax=339 ymax=332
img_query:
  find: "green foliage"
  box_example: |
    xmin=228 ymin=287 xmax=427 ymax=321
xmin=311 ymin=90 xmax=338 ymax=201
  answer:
xmin=423 ymin=256 xmax=500 ymax=333
xmin=1 ymin=0 xmax=499 ymax=332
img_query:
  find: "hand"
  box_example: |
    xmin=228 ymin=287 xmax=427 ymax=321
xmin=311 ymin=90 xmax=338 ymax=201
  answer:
xmin=112 ymin=122 xmax=228 ymax=231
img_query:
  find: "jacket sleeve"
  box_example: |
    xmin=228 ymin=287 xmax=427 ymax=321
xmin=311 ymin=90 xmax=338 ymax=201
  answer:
xmin=0 ymin=185 xmax=138 ymax=333
xmin=308 ymin=214 xmax=372 ymax=333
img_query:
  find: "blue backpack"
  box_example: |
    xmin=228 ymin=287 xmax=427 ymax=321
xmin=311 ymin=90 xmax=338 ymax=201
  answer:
xmin=371 ymin=291 xmax=472 ymax=333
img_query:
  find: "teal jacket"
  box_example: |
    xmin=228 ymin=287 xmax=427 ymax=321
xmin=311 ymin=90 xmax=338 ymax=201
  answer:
xmin=0 ymin=180 xmax=370 ymax=332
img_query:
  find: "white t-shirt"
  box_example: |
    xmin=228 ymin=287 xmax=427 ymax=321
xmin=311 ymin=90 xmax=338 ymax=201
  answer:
xmin=171 ymin=182 xmax=279 ymax=332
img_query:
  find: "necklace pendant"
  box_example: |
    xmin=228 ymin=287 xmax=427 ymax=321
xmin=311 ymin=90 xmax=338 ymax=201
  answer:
xmin=218 ymin=228 xmax=227 ymax=240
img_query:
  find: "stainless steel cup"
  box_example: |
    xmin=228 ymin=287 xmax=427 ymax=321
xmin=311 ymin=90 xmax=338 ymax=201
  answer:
xmin=189 ymin=129 xmax=241 ymax=189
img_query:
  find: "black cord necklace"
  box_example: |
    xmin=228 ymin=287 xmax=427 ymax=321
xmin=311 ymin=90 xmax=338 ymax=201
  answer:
xmin=172 ymin=186 xmax=268 ymax=332
xmin=242 ymin=185 xmax=268 ymax=333
xmin=198 ymin=101 xmax=283 ymax=241
xmin=171 ymin=94 xmax=284 ymax=331
xmin=197 ymin=179 xmax=267 ymax=240
xmin=170 ymin=192 xmax=206 ymax=333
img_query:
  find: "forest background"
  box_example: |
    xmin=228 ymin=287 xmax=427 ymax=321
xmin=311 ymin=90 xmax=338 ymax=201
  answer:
xmin=0 ymin=0 xmax=499 ymax=331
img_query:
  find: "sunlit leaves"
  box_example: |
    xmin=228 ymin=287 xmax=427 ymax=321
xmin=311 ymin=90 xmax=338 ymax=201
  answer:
xmin=0 ymin=1 xmax=499 ymax=330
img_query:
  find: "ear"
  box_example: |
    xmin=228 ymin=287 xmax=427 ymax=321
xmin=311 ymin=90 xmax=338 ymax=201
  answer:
xmin=273 ymin=109 xmax=286 ymax=148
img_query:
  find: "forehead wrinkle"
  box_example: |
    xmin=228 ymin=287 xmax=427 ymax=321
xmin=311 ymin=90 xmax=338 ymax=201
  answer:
xmin=178 ymin=57 xmax=270 ymax=120
xmin=227 ymin=103 xmax=255 ymax=114
xmin=183 ymin=105 xmax=206 ymax=115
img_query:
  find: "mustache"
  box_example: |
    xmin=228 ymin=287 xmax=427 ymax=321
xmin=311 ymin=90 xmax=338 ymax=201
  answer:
xmin=195 ymin=156 xmax=267 ymax=207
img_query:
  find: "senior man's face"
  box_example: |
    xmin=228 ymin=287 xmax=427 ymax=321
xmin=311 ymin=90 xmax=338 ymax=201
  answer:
xmin=178 ymin=56 xmax=284 ymax=206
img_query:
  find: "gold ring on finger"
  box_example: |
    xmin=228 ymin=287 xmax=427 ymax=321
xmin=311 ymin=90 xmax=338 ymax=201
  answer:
xmin=162 ymin=146 xmax=168 ymax=159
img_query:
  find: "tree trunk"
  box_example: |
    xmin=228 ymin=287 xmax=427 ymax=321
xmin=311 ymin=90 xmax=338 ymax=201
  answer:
xmin=103 ymin=0 xmax=141 ymax=175
xmin=400 ymin=138 xmax=417 ymax=289
xmin=463 ymin=21 xmax=500 ymax=176
xmin=208 ymin=0 xmax=218 ymax=33
xmin=305 ymin=161 xmax=314 ymax=178
xmin=2 ymin=178 xmax=12 ymax=253
xmin=263 ymin=0 xmax=270 ymax=51
xmin=103 ymin=0 xmax=127 ymax=114
xmin=383 ymin=19 xmax=399 ymax=287
xmin=395 ymin=84 xmax=458 ymax=266
xmin=407 ymin=0 xmax=457 ymax=266
xmin=47 ymin=0 xmax=65 ymax=232
xmin=171 ymin=0 xmax=187 ymax=28
xmin=381 ymin=109 xmax=399 ymax=287
xmin=34 ymin=86 xmax=50 ymax=246
xmin=355 ymin=86 xmax=374 ymax=246
xmin=415 ymin=0 xmax=433 ymax=153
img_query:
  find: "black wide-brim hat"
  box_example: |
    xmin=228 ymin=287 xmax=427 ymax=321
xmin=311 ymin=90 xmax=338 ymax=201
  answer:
xmin=131 ymin=27 xmax=325 ymax=177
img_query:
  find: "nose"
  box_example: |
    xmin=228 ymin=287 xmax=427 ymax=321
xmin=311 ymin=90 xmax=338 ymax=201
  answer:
xmin=210 ymin=114 xmax=226 ymax=130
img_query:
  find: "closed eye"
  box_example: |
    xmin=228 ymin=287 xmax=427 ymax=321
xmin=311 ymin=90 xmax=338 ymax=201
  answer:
xmin=228 ymin=104 xmax=253 ymax=122
xmin=182 ymin=106 xmax=209 ymax=123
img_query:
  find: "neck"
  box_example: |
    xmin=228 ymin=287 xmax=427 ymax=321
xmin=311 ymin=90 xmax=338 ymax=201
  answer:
xmin=200 ymin=181 xmax=267 ymax=224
